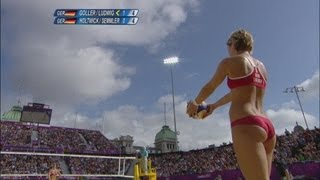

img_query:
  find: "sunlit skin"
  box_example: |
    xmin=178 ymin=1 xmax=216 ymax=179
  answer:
xmin=48 ymin=164 xmax=61 ymax=180
xmin=186 ymin=30 xmax=276 ymax=180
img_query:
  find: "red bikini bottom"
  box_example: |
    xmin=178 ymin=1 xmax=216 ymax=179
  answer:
xmin=231 ymin=115 xmax=275 ymax=141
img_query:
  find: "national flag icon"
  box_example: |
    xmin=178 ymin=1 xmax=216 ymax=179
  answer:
xmin=64 ymin=18 xmax=77 ymax=24
xmin=64 ymin=10 xmax=77 ymax=17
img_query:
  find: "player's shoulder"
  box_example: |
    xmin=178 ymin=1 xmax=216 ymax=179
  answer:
xmin=255 ymin=58 xmax=265 ymax=67
xmin=250 ymin=56 xmax=264 ymax=65
xmin=220 ymin=56 xmax=235 ymax=64
xmin=221 ymin=55 xmax=246 ymax=67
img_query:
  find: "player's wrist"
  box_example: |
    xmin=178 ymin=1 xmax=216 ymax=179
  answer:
xmin=192 ymin=100 xmax=200 ymax=106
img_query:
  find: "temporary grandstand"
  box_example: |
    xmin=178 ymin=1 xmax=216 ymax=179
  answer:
xmin=1 ymin=104 xmax=319 ymax=179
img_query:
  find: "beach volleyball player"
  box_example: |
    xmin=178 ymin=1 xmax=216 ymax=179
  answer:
xmin=186 ymin=29 xmax=276 ymax=180
xmin=48 ymin=164 xmax=61 ymax=180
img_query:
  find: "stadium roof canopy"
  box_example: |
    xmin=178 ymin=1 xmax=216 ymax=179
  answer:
xmin=1 ymin=105 xmax=22 ymax=122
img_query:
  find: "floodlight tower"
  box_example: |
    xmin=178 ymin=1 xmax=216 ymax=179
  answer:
xmin=163 ymin=56 xmax=179 ymax=151
xmin=283 ymin=86 xmax=309 ymax=129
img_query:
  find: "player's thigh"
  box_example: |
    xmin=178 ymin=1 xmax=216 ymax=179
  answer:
xmin=232 ymin=126 xmax=269 ymax=180
xmin=264 ymin=135 xmax=276 ymax=174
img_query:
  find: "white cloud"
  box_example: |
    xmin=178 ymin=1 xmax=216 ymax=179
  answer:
xmin=48 ymin=94 xmax=232 ymax=151
xmin=298 ymin=70 xmax=319 ymax=100
xmin=267 ymin=106 xmax=318 ymax=134
xmin=1 ymin=0 xmax=202 ymax=150
xmin=278 ymin=100 xmax=298 ymax=109
xmin=89 ymin=97 xmax=318 ymax=151
xmin=2 ymin=0 xmax=199 ymax=106
xmin=9 ymin=46 xmax=134 ymax=105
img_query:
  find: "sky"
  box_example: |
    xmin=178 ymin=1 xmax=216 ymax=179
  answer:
xmin=1 ymin=0 xmax=319 ymax=151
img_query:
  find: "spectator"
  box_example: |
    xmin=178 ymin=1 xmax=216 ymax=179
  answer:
xmin=273 ymin=150 xmax=292 ymax=180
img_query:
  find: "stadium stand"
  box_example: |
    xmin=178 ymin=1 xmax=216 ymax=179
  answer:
xmin=1 ymin=121 xmax=319 ymax=179
xmin=150 ymin=127 xmax=320 ymax=179
xmin=1 ymin=121 xmax=132 ymax=179
xmin=0 ymin=121 xmax=120 ymax=155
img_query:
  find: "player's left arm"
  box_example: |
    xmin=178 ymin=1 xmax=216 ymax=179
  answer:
xmin=211 ymin=92 xmax=231 ymax=109
xmin=202 ymin=92 xmax=231 ymax=119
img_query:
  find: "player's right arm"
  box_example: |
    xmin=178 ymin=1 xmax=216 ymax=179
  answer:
xmin=194 ymin=58 xmax=229 ymax=104
xmin=186 ymin=58 xmax=229 ymax=118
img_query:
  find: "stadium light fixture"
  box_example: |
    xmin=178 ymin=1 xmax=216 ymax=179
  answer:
xmin=283 ymin=86 xmax=309 ymax=129
xmin=163 ymin=56 xmax=179 ymax=151
xmin=163 ymin=57 xmax=179 ymax=65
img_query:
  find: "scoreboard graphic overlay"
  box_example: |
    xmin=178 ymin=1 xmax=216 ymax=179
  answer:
xmin=54 ymin=9 xmax=139 ymax=25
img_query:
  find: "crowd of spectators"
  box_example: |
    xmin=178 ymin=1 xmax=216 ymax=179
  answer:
xmin=37 ymin=126 xmax=86 ymax=153
xmin=275 ymin=127 xmax=320 ymax=164
xmin=1 ymin=154 xmax=132 ymax=176
xmin=150 ymin=127 xmax=320 ymax=177
xmin=1 ymin=121 xmax=319 ymax=178
xmin=1 ymin=122 xmax=32 ymax=147
xmin=0 ymin=121 xmax=131 ymax=177
xmin=1 ymin=154 xmax=60 ymax=175
xmin=80 ymin=130 xmax=119 ymax=154
xmin=150 ymin=145 xmax=238 ymax=177
xmin=0 ymin=154 xmax=59 ymax=174
xmin=65 ymin=157 xmax=124 ymax=174
xmin=0 ymin=121 xmax=120 ymax=155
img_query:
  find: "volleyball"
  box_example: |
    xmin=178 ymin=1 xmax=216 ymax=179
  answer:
xmin=197 ymin=102 xmax=208 ymax=119
xmin=187 ymin=101 xmax=209 ymax=119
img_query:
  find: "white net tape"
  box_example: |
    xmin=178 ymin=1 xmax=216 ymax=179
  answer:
xmin=0 ymin=151 xmax=135 ymax=179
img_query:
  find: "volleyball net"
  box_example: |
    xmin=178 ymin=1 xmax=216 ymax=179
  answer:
xmin=0 ymin=151 xmax=136 ymax=179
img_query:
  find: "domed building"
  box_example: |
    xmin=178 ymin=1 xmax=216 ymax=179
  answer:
xmin=293 ymin=121 xmax=305 ymax=134
xmin=154 ymin=125 xmax=178 ymax=153
xmin=1 ymin=105 xmax=22 ymax=122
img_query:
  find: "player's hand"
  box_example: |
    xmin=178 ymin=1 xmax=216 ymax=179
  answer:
xmin=201 ymin=104 xmax=216 ymax=119
xmin=186 ymin=101 xmax=198 ymax=118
